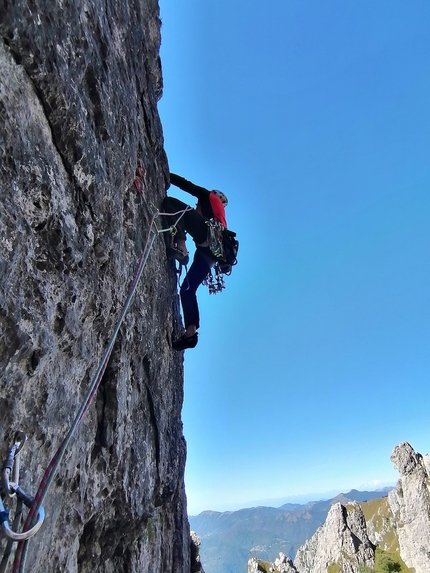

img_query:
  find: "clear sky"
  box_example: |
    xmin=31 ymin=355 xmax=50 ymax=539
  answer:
xmin=157 ymin=0 xmax=430 ymax=516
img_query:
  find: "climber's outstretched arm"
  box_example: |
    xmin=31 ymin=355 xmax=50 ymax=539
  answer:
xmin=169 ymin=173 xmax=210 ymax=201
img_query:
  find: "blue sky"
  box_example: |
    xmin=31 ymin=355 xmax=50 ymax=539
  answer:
xmin=158 ymin=1 xmax=430 ymax=515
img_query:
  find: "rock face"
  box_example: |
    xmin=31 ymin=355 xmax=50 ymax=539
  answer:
xmin=294 ymin=502 xmax=375 ymax=573
xmin=388 ymin=442 xmax=430 ymax=573
xmin=0 ymin=1 xmax=191 ymax=572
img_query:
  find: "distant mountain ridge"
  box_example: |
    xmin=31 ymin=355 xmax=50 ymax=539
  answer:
xmin=190 ymin=488 xmax=393 ymax=573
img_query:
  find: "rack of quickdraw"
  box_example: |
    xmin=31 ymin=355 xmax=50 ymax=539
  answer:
xmin=201 ymin=219 xmax=228 ymax=295
xmin=0 ymin=432 xmax=44 ymax=573
xmin=203 ymin=263 xmax=226 ymax=295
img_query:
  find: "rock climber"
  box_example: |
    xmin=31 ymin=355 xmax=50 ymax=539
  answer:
xmin=162 ymin=173 xmax=228 ymax=351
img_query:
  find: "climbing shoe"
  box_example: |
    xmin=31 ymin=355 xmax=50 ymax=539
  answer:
xmin=172 ymin=332 xmax=198 ymax=351
xmin=166 ymin=245 xmax=189 ymax=266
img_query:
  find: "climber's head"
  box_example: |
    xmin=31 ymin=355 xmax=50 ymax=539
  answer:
xmin=213 ymin=190 xmax=228 ymax=207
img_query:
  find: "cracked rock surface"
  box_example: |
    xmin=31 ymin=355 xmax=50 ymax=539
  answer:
xmin=0 ymin=1 xmax=190 ymax=571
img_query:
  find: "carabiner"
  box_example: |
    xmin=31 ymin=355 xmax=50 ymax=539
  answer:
xmin=0 ymin=496 xmax=45 ymax=541
xmin=1 ymin=432 xmax=27 ymax=496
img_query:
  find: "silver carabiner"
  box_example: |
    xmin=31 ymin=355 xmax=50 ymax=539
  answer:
xmin=13 ymin=432 xmax=27 ymax=457
xmin=2 ymin=432 xmax=27 ymax=497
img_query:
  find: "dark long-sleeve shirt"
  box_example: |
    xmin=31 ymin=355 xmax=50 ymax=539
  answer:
xmin=169 ymin=173 xmax=227 ymax=228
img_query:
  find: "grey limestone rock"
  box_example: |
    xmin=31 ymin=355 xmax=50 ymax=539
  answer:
xmin=423 ymin=453 xmax=430 ymax=477
xmin=293 ymin=502 xmax=375 ymax=573
xmin=273 ymin=552 xmax=298 ymax=572
xmin=247 ymin=558 xmax=261 ymax=573
xmin=0 ymin=0 xmax=190 ymax=572
xmin=247 ymin=552 xmax=298 ymax=573
xmin=190 ymin=531 xmax=205 ymax=573
xmin=388 ymin=442 xmax=430 ymax=573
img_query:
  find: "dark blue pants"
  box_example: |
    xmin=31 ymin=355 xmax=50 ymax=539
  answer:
xmin=181 ymin=249 xmax=215 ymax=329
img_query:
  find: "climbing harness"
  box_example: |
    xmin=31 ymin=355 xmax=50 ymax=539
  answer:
xmin=10 ymin=202 xmax=191 ymax=573
xmin=0 ymin=432 xmax=45 ymax=573
xmin=202 ymin=263 xmax=226 ymax=295
xmin=157 ymin=205 xmax=193 ymax=290
xmin=162 ymin=212 xmax=236 ymax=296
